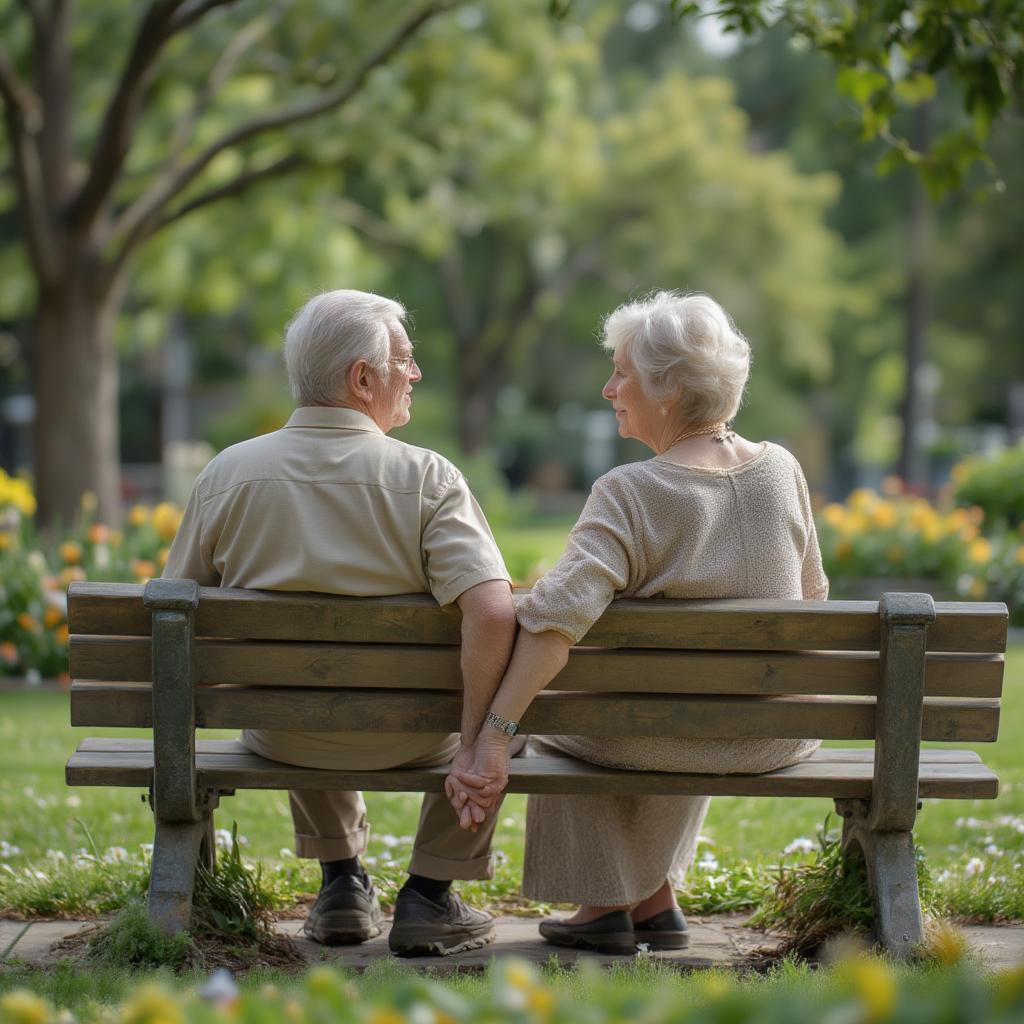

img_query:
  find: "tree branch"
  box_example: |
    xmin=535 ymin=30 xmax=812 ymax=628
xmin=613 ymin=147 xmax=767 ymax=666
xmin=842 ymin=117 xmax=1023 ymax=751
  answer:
xmin=168 ymin=0 xmax=243 ymax=35
xmin=0 ymin=43 xmax=41 ymax=124
xmin=68 ymin=1 xmax=189 ymax=230
xmin=331 ymin=196 xmax=411 ymax=249
xmin=110 ymin=0 xmax=451 ymax=262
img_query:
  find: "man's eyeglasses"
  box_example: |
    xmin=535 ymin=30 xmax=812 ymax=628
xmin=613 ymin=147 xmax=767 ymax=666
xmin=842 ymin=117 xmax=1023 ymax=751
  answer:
xmin=389 ymin=354 xmax=419 ymax=373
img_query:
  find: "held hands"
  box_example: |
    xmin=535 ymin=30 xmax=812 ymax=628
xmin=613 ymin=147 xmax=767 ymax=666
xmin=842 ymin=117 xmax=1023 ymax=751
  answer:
xmin=443 ymin=731 xmax=512 ymax=832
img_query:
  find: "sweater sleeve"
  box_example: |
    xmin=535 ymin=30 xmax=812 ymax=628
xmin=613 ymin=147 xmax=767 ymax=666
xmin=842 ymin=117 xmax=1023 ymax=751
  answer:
xmin=794 ymin=462 xmax=829 ymax=601
xmin=517 ymin=472 xmax=642 ymax=644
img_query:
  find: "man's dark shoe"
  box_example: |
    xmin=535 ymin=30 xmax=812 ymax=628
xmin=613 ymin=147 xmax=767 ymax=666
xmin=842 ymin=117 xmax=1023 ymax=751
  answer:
xmin=388 ymin=887 xmax=495 ymax=957
xmin=538 ymin=910 xmax=636 ymax=955
xmin=303 ymin=873 xmax=382 ymax=945
xmin=633 ymin=907 xmax=690 ymax=951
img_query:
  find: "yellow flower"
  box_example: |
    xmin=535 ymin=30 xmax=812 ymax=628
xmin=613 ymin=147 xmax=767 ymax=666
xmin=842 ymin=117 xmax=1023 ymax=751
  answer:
xmin=7 ymin=478 xmax=36 ymax=517
xmin=367 ymin=1011 xmax=405 ymax=1024
xmin=60 ymin=541 xmax=83 ymax=565
xmin=527 ymin=988 xmax=555 ymax=1014
xmin=847 ymin=956 xmax=896 ymax=1021
xmin=128 ymin=505 xmax=150 ymax=527
xmin=822 ymin=504 xmax=846 ymax=528
xmin=56 ymin=625 xmax=69 ymax=646
xmin=59 ymin=566 xmax=86 ymax=588
xmin=0 ymin=990 xmax=51 ymax=1024
xmin=970 ymin=579 xmax=987 ymax=598
xmin=119 ymin=986 xmax=184 ymax=1024
xmin=870 ymin=501 xmax=897 ymax=529
xmin=158 ymin=547 xmax=171 ymax=568
xmin=88 ymin=523 xmax=110 ymax=545
xmin=0 ymin=533 xmax=12 ymax=550
xmin=835 ymin=540 xmax=853 ymax=561
xmin=504 ymin=960 xmax=539 ymax=991
xmin=110 ymin=529 xmax=123 ymax=546
xmin=151 ymin=502 xmax=183 ymax=541
xmin=848 ymin=488 xmax=877 ymax=512
xmin=132 ymin=559 xmax=157 ymax=582
xmin=968 ymin=539 xmax=992 ymax=563
xmin=43 ymin=607 xmax=63 ymax=629
xmin=16 ymin=612 xmax=38 ymax=633
xmin=80 ymin=491 xmax=97 ymax=514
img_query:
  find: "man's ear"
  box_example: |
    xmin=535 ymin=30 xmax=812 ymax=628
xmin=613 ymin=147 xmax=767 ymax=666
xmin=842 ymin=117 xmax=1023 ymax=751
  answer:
xmin=346 ymin=359 xmax=375 ymax=403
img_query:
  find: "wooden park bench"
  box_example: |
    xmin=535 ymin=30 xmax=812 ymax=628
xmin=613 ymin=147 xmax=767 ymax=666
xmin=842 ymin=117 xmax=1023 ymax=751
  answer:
xmin=65 ymin=579 xmax=1007 ymax=958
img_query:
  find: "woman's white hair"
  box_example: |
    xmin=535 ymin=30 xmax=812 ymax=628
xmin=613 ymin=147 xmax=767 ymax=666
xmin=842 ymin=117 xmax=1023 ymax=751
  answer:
xmin=284 ymin=289 xmax=407 ymax=406
xmin=602 ymin=291 xmax=750 ymax=424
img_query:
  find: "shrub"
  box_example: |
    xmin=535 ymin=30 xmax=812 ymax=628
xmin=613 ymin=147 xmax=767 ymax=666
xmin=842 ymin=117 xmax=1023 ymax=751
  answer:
xmin=953 ymin=443 xmax=1024 ymax=528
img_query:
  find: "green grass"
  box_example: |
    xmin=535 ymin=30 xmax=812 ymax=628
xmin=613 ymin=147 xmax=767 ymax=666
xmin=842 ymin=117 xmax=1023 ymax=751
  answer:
xmin=1 ymin=635 xmax=1021 ymax=921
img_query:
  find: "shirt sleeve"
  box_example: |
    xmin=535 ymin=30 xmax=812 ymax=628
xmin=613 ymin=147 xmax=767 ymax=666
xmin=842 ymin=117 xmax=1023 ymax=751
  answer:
xmin=794 ymin=463 xmax=829 ymax=601
xmin=421 ymin=469 xmax=511 ymax=607
xmin=162 ymin=480 xmax=220 ymax=586
xmin=517 ymin=473 xmax=640 ymax=644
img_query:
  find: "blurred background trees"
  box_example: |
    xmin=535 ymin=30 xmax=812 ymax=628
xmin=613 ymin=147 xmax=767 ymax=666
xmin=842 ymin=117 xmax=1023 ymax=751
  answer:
xmin=0 ymin=0 xmax=1021 ymax=523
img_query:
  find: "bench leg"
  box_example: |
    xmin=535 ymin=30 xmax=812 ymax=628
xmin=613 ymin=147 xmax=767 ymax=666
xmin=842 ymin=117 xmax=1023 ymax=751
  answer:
xmin=837 ymin=800 xmax=924 ymax=959
xmin=147 ymin=791 xmax=220 ymax=936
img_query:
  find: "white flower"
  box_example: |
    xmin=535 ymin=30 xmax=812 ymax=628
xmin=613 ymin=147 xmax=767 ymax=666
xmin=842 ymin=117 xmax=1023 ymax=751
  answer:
xmin=198 ymin=969 xmax=239 ymax=1005
xmin=27 ymin=550 xmax=47 ymax=573
xmin=696 ymin=834 xmax=715 ymax=847
xmin=379 ymin=834 xmax=401 ymax=848
xmin=93 ymin=544 xmax=110 ymax=569
xmin=29 ymin=869 xmax=48 ymax=881
xmin=25 ymin=669 xmax=41 ymax=686
xmin=494 ymin=850 xmax=509 ymax=865
xmin=139 ymin=843 xmax=153 ymax=857
xmin=214 ymin=828 xmax=233 ymax=848
xmin=985 ymin=844 xmax=1002 ymax=857
xmin=936 ymin=869 xmax=951 ymax=884
xmin=964 ymin=857 xmax=984 ymax=877
xmin=0 ymin=841 xmax=22 ymax=858
xmin=501 ymin=817 xmax=517 ymax=828
xmin=102 ymin=846 xmax=129 ymax=864
xmin=783 ymin=837 xmax=816 ymax=856
xmin=278 ymin=847 xmax=294 ymax=859
xmin=64 ymin=795 xmax=82 ymax=808
xmin=45 ymin=849 xmax=67 ymax=862
xmin=696 ymin=853 xmax=719 ymax=872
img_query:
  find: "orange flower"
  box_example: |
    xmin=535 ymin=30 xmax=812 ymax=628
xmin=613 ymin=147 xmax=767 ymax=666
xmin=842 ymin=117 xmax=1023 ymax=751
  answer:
xmin=132 ymin=559 xmax=157 ymax=582
xmin=56 ymin=625 xmax=69 ymax=646
xmin=59 ymin=566 xmax=87 ymax=588
xmin=43 ymin=606 xmax=63 ymax=629
xmin=60 ymin=541 xmax=83 ymax=564
xmin=16 ymin=612 xmax=39 ymax=632
xmin=88 ymin=523 xmax=110 ymax=545
xmin=0 ymin=641 xmax=17 ymax=665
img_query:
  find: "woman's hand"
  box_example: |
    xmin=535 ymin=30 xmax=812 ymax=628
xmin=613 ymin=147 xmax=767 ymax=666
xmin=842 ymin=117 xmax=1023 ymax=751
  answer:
xmin=444 ymin=732 xmax=512 ymax=831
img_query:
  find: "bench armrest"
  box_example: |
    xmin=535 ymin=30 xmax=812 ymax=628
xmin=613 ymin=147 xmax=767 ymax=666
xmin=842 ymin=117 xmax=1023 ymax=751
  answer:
xmin=870 ymin=592 xmax=936 ymax=832
xmin=144 ymin=579 xmax=200 ymax=823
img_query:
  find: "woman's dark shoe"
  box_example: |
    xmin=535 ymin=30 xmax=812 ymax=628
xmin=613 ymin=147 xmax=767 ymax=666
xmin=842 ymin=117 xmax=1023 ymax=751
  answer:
xmin=538 ymin=910 xmax=636 ymax=955
xmin=632 ymin=907 xmax=690 ymax=950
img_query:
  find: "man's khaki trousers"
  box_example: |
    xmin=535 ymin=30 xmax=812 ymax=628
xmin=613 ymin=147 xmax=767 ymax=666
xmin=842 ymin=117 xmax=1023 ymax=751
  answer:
xmin=242 ymin=727 xmax=519 ymax=881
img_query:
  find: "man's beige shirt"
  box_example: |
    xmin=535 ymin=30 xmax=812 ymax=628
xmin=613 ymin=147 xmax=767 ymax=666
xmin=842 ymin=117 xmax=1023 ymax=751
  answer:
xmin=163 ymin=406 xmax=510 ymax=769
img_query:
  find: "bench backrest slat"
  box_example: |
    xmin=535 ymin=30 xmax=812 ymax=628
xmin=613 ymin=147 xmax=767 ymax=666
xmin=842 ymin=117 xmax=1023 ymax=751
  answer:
xmin=68 ymin=636 xmax=1004 ymax=699
xmin=69 ymin=681 xmax=1000 ymax=743
xmin=68 ymin=584 xmax=1008 ymax=653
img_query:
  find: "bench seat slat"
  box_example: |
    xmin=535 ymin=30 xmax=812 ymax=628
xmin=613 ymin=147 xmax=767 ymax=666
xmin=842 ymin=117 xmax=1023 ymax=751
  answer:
xmin=67 ymin=584 xmax=1008 ymax=653
xmin=64 ymin=743 xmax=999 ymax=800
xmin=69 ymin=638 xmax=1005 ymax=698
xmin=69 ymin=682 xmax=1001 ymax=742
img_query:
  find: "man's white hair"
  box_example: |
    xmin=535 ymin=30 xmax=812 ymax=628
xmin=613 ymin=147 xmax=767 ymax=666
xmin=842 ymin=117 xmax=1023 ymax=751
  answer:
xmin=284 ymin=289 xmax=407 ymax=407
xmin=602 ymin=291 xmax=751 ymax=425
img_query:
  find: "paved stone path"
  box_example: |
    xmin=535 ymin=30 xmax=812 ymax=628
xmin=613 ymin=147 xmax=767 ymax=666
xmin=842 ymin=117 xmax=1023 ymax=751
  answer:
xmin=3 ymin=916 xmax=1024 ymax=972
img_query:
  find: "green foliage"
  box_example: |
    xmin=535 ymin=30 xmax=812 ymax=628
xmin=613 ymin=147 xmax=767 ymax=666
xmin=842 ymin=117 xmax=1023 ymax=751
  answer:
xmin=86 ymin=901 xmax=192 ymax=970
xmin=192 ymin=824 xmax=276 ymax=943
xmin=954 ymin=443 xmax=1024 ymax=528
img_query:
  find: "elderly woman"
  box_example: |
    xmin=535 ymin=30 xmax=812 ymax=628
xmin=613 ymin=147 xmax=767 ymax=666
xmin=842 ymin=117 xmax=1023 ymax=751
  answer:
xmin=446 ymin=290 xmax=828 ymax=955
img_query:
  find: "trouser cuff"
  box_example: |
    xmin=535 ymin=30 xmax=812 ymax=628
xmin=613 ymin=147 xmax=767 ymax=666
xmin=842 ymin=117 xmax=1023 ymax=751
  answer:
xmin=408 ymin=848 xmax=495 ymax=882
xmin=294 ymin=824 xmax=369 ymax=861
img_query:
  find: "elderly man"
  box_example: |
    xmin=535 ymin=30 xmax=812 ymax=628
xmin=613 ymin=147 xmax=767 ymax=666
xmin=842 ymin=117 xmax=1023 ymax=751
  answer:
xmin=163 ymin=289 xmax=517 ymax=956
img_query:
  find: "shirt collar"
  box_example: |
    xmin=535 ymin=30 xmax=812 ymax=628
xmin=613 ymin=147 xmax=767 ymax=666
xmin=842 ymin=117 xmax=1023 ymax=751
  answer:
xmin=284 ymin=406 xmax=384 ymax=434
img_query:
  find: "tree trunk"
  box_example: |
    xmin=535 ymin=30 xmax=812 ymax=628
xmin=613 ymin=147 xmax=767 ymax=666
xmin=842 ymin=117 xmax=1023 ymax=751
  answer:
xmin=33 ymin=274 xmax=123 ymax=528
xmin=456 ymin=353 xmax=492 ymax=456
xmin=898 ymin=101 xmax=934 ymax=488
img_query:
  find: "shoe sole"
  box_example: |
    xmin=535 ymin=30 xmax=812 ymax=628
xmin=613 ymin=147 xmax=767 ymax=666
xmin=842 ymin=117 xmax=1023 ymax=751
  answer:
xmin=634 ymin=929 xmax=690 ymax=951
xmin=388 ymin=924 xmax=496 ymax=957
xmin=539 ymin=926 xmax=637 ymax=956
xmin=304 ymin=910 xmax=383 ymax=945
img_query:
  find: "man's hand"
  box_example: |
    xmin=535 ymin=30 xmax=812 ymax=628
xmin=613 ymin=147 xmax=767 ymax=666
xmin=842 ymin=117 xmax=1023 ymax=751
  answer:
xmin=444 ymin=732 xmax=512 ymax=831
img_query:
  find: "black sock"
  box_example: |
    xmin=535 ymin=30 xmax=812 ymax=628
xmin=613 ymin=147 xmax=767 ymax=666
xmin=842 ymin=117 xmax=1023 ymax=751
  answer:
xmin=401 ymin=874 xmax=451 ymax=903
xmin=321 ymin=857 xmax=368 ymax=888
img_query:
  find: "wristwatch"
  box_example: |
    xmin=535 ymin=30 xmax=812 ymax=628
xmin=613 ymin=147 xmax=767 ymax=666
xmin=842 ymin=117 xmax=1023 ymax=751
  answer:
xmin=484 ymin=710 xmax=520 ymax=737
